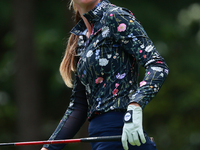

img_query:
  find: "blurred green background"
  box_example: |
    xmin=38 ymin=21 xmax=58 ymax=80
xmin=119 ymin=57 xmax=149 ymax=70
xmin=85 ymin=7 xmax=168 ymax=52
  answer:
xmin=0 ymin=0 xmax=200 ymax=150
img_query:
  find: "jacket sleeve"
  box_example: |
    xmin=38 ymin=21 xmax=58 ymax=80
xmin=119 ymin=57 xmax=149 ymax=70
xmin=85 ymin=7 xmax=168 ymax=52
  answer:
xmin=106 ymin=7 xmax=169 ymax=109
xmin=43 ymin=73 xmax=88 ymax=150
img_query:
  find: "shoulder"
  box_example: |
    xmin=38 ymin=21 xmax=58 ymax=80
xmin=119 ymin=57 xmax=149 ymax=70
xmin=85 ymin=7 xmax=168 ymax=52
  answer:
xmin=104 ymin=4 xmax=135 ymax=20
xmin=102 ymin=4 xmax=140 ymax=29
xmin=102 ymin=5 xmax=142 ymax=32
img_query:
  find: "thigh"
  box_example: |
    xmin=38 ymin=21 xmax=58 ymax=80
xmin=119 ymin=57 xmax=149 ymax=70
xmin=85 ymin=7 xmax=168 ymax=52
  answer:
xmin=89 ymin=112 xmax=124 ymax=150
xmin=91 ymin=141 xmax=123 ymax=150
xmin=128 ymin=133 xmax=157 ymax=150
xmin=90 ymin=135 xmax=157 ymax=150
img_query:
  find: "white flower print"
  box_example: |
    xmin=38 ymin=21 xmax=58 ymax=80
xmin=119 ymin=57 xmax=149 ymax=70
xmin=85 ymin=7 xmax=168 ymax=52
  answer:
xmin=96 ymin=98 xmax=101 ymax=109
xmin=151 ymin=67 xmax=163 ymax=72
xmin=110 ymin=106 xmax=114 ymax=110
xmin=99 ymin=58 xmax=109 ymax=66
xmin=165 ymin=69 xmax=169 ymax=75
xmin=145 ymin=45 xmax=154 ymax=52
xmin=153 ymin=84 xmax=159 ymax=92
xmin=107 ymin=54 xmax=112 ymax=59
xmin=78 ymin=36 xmax=84 ymax=46
xmin=140 ymin=44 xmax=145 ymax=49
xmin=86 ymin=50 xmax=93 ymax=57
xmin=93 ymin=40 xmax=99 ymax=47
xmin=152 ymin=52 xmax=161 ymax=59
xmin=96 ymin=49 xmax=100 ymax=55
xmin=69 ymin=102 xmax=74 ymax=107
xmin=95 ymin=56 xmax=100 ymax=60
xmin=102 ymin=26 xmax=110 ymax=37
xmin=144 ymin=59 xmax=155 ymax=66
xmin=110 ymin=7 xmax=118 ymax=12
xmin=95 ymin=49 xmax=100 ymax=60
xmin=160 ymin=73 xmax=164 ymax=77
xmin=128 ymin=33 xmax=138 ymax=42
xmin=82 ymin=58 xmax=86 ymax=62
xmin=86 ymin=84 xmax=91 ymax=94
xmin=130 ymin=93 xmax=137 ymax=99
xmin=78 ymin=41 xmax=84 ymax=46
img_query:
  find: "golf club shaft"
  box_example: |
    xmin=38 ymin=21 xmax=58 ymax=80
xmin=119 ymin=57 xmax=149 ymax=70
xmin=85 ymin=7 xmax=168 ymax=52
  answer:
xmin=0 ymin=135 xmax=121 ymax=147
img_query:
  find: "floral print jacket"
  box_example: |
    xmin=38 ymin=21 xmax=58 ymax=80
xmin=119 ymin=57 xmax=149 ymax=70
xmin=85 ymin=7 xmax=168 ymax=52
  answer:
xmin=44 ymin=0 xmax=169 ymax=149
xmin=73 ymin=0 xmax=169 ymax=116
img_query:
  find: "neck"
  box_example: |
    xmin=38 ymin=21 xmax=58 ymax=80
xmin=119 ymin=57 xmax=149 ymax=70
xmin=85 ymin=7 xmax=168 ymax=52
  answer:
xmin=75 ymin=0 xmax=101 ymax=37
xmin=75 ymin=0 xmax=100 ymax=14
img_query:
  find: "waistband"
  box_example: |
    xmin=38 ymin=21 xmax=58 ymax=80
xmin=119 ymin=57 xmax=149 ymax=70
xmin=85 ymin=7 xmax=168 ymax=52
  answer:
xmin=88 ymin=109 xmax=126 ymax=121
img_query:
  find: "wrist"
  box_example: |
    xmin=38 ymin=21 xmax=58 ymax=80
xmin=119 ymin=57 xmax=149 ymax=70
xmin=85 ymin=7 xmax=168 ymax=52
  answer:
xmin=129 ymin=102 xmax=140 ymax=107
xmin=127 ymin=104 xmax=142 ymax=113
xmin=41 ymin=147 xmax=48 ymax=150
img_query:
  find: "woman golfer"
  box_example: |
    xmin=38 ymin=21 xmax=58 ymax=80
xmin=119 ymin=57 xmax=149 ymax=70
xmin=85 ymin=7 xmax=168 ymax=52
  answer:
xmin=41 ymin=0 xmax=169 ymax=149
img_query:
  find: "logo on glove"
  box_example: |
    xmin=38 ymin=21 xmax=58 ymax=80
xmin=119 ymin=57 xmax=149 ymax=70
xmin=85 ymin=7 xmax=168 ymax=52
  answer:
xmin=123 ymin=110 xmax=133 ymax=123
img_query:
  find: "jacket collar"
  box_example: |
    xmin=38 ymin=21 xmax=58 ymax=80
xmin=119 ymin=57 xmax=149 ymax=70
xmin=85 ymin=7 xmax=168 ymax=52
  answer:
xmin=70 ymin=0 xmax=110 ymax=36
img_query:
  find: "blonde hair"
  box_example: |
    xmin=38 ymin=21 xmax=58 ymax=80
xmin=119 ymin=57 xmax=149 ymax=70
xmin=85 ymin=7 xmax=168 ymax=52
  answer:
xmin=59 ymin=0 xmax=81 ymax=87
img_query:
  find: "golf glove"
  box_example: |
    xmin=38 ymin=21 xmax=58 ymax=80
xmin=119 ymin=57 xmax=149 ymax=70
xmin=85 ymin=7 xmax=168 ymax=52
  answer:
xmin=122 ymin=105 xmax=146 ymax=150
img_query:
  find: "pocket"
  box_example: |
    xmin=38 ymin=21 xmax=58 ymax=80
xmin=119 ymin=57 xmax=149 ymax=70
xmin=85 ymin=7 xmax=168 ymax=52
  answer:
xmin=144 ymin=133 xmax=157 ymax=148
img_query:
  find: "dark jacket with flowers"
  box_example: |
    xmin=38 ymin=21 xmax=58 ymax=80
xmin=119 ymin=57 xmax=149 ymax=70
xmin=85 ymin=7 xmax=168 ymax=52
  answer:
xmin=44 ymin=0 xmax=169 ymax=149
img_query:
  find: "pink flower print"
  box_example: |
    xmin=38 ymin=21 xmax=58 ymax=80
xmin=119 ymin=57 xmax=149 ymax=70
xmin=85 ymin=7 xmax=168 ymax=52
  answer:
xmin=117 ymin=23 xmax=126 ymax=32
xmin=112 ymin=88 xmax=119 ymax=95
xmin=129 ymin=10 xmax=134 ymax=17
xmin=156 ymin=61 xmax=163 ymax=64
xmin=103 ymin=83 xmax=106 ymax=87
xmin=115 ymin=83 xmax=119 ymax=88
xmin=110 ymin=14 xmax=113 ymax=17
xmin=116 ymin=73 xmax=126 ymax=79
xmin=91 ymin=23 xmax=94 ymax=35
xmin=139 ymin=50 xmax=143 ymax=53
xmin=95 ymin=77 xmax=104 ymax=84
xmin=147 ymin=72 xmax=150 ymax=75
xmin=140 ymin=81 xmax=147 ymax=87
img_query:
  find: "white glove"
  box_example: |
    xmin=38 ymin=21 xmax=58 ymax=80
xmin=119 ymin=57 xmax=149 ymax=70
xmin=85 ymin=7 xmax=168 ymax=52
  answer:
xmin=122 ymin=105 xmax=146 ymax=150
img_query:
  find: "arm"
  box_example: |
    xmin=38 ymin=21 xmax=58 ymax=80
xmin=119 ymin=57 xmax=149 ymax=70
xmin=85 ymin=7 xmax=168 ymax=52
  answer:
xmin=106 ymin=7 xmax=169 ymax=149
xmin=107 ymin=8 xmax=169 ymax=108
xmin=42 ymin=73 xmax=88 ymax=150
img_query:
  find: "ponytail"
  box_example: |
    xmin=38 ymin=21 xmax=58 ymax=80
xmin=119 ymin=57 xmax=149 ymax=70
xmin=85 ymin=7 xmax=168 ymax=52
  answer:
xmin=59 ymin=0 xmax=81 ymax=87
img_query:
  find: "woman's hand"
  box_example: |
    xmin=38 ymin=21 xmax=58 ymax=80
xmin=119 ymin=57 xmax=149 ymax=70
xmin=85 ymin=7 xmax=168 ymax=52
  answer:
xmin=121 ymin=104 xmax=146 ymax=150
xmin=40 ymin=148 xmax=48 ymax=150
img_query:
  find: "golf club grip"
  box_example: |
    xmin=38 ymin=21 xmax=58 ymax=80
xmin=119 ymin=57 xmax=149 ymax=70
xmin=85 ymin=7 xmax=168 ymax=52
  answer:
xmin=81 ymin=135 xmax=122 ymax=142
